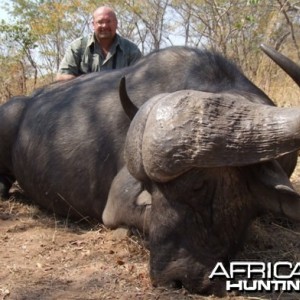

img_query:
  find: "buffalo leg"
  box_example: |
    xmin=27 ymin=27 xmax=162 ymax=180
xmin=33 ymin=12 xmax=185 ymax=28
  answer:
xmin=102 ymin=166 xmax=151 ymax=235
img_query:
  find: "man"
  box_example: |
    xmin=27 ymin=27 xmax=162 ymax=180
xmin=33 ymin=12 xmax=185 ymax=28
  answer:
xmin=56 ymin=6 xmax=142 ymax=81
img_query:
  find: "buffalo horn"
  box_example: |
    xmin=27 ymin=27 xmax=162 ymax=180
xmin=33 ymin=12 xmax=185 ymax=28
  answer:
xmin=260 ymin=43 xmax=300 ymax=87
xmin=125 ymin=90 xmax=300 ymax=182
xmin=119 ymin=76 xmax=138 ymax=120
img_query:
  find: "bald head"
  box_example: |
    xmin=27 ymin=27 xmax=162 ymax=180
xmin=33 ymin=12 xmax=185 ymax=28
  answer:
xmin=93 ymin=6 xmax=117 ymax=23
xmin=92 ymin=6 xmax=118 ymax=43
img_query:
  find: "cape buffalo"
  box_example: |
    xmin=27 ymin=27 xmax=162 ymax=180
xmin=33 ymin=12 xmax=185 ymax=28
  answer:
xmin=0 ymin=44 xmax=300 ymax=295
xmin=117 ymin=77 xmax=300 ymax=295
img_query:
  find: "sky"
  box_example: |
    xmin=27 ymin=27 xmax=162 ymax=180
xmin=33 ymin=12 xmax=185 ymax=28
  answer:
xmin=0 ymin=7 xmax=9 ymax=22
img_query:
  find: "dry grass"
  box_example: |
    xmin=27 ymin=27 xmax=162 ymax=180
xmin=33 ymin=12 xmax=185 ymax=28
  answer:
xmin=1 ymin=167 xmax=300 ymax=300
xmin=1 ymin=53 xmax=300 ymax=300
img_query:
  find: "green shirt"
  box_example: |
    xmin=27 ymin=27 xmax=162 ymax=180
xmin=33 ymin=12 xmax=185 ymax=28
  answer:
xmin=58 ymin=33 xmax=142 ymax=75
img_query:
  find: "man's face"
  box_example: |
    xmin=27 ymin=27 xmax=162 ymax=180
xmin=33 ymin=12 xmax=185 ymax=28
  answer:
xmin=92 ymin=11 xmax=117 ymax=41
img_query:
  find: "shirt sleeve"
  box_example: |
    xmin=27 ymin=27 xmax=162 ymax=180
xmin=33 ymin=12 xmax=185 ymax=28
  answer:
xmin=57 ymin=38 xmax=83 ymax=76
xmin=128 ymin=48 xmax=143 ymax=66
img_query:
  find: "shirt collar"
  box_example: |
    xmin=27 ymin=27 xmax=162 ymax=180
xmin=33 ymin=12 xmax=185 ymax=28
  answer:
xmin=88 ymin=33 xmax=121 ymax=52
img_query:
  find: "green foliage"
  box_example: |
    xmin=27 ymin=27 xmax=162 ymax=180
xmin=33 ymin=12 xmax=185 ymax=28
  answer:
xmin=0 ymin=21 xmax=38 ymax=53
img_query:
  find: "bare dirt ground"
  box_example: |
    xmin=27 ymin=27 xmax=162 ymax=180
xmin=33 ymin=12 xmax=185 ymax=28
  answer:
xmin=1 ymin=166 xmax=300 ymax=300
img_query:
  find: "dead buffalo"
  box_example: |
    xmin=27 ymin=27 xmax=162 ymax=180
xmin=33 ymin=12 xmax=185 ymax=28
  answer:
xmin=0 ymin=44 xmax=300 ymax=295
xmin=117 ymin=77 xmax=300 ymax=295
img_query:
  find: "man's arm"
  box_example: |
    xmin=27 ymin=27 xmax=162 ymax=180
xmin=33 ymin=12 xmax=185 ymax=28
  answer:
xmin=56 ymin=38 xmax=83 ymax=81
xmin=55 ymin=73 xmax=76 ymax=81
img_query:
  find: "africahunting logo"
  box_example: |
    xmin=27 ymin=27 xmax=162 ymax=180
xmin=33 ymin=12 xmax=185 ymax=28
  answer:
xmin=209 ymin=261 xmax=300 ymax=292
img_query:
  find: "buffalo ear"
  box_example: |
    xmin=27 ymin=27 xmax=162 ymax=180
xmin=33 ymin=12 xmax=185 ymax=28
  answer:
xmin=119 ymin=76 xmax=138 ymax=120
xmin=249 ymin=160 xmax=300 ymax=221
xmin=251 ymin=160 xmax=298 ymax=197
